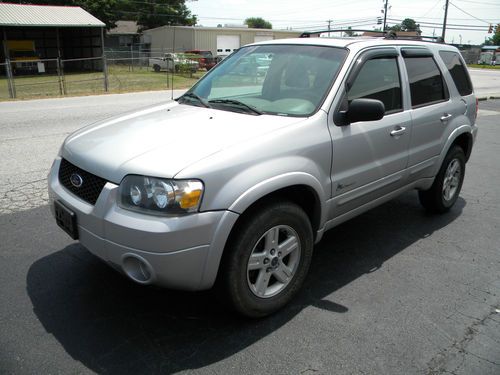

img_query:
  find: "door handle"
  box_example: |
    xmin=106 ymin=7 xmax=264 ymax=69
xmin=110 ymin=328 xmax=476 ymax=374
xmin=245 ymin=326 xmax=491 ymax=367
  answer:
xmin=440 ymin=113 xmax=453 ymax=122
xmin=390 ymin=126 xmax=406 ymax=137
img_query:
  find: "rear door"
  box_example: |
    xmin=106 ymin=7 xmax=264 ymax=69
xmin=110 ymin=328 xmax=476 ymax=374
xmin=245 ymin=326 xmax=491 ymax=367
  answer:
xmin=329 ymin=48 xmax=411 ymax=218
xmin=402 ymin=48 xmax=465 ymax=180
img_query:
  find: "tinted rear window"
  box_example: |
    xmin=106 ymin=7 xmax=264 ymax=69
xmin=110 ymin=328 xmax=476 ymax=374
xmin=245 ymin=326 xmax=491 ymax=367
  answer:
xmin=439 ymin=51 xmax=473 ymax=96
xmin=404 ymin=56 xmax=448 ymax=107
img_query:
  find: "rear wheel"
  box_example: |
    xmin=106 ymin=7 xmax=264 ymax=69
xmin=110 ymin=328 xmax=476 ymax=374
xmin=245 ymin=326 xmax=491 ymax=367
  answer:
xmin=419 ymin=145 xmax=465 ymax=213
xmin=153 ymin=64 xmax=161 ymax=72
xmin=219 ymin=201 xmax=313 ymax=318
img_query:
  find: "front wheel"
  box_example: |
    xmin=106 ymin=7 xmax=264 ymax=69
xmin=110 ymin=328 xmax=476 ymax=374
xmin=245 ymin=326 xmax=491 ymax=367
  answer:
xmin=219 ymin=201 xmax=313 ymax=318
xmin=419 ymin=145 xmax=466 ymax=213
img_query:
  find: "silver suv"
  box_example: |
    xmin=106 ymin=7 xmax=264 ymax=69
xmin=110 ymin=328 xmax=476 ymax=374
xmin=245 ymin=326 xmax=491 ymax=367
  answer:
xmin=48 ymin=37 xmax=478 ymax=317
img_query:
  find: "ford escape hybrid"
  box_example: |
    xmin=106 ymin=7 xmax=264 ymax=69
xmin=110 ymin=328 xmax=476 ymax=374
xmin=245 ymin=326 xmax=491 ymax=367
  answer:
xmin=48 ymin=37 xmax=478 ymax=317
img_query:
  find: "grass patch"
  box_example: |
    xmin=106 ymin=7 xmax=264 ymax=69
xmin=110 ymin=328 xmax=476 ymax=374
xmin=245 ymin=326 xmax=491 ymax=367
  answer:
xmin=468 ymin=64 xmax=500 ymax=70
xmin=0 ymin=65 xmax=203 ymax=101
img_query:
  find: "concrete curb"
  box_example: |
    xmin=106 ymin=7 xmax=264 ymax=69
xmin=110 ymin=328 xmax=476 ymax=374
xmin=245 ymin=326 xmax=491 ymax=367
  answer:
xmin=477 ymin=94 xmax=500 ymax=101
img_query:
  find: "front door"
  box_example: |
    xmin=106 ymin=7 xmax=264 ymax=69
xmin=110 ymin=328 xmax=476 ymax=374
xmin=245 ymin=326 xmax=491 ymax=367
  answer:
xmin=329 ymin=50 xmax=411 ymax=218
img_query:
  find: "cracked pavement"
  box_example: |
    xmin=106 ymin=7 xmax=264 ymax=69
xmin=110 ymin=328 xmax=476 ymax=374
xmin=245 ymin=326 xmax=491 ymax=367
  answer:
xmin=0 ymin=90 xmax=184 ymax=215
xmin=0 ymin=93 xmax=499 ymax=374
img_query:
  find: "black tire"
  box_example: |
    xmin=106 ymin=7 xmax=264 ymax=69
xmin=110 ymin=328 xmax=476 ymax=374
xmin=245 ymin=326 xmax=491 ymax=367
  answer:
xmin=153 ymin=64 xmax=161 ymax=72
xmin=218 ymin=201 xmax=313 ymax=318
xmin=419 ymin=145 xmax=466 ymax=213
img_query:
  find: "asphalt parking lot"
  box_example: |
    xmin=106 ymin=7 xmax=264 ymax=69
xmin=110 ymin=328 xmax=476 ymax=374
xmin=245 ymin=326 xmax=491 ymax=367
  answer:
xmin=0 ymin=98 xmax=499 ymax=374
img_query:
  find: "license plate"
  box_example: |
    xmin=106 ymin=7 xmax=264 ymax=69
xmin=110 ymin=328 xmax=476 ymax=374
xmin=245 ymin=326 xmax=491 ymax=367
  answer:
xmin=54 ymin=201 xmax=79 ymax=240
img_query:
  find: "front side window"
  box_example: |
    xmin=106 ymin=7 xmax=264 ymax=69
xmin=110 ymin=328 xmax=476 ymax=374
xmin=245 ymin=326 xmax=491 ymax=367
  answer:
xmin=404 ymin=56 xmax=448 ymax=108
xmin=439 ymin=51 xmax=473 ymax=96
xmin=187 ymin=44 xmax=347 ymax=116
xmin=348 ymin=57 xmax=402 ymax=113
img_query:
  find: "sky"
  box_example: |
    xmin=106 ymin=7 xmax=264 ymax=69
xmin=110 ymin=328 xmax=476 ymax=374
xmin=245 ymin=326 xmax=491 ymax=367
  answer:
xmin=187 ymin=0 xmax=500 ymax=45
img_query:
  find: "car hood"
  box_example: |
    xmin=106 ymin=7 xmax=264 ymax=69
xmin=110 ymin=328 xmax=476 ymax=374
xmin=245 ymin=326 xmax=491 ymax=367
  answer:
xmin=62 ymin=102 xmax=304 ymax=183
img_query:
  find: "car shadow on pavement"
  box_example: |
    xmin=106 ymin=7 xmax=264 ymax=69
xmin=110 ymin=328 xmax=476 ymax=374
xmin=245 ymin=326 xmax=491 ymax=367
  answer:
xmin=27 ymin=191 xmax=465 ymax=374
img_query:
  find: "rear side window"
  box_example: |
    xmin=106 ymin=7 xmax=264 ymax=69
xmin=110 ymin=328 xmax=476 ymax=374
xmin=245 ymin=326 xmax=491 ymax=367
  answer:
xmin=404 ymin=56 xmax=448 ymax=108
xmin=439 ymin=51 xmax=473 ymax=96
xmin=348 ymin=58 xmax=402 ymax=113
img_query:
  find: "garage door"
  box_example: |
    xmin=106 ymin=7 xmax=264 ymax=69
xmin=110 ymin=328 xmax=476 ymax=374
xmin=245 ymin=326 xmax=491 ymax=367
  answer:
xmin=217 ymin=35 xmax=240 ymax=57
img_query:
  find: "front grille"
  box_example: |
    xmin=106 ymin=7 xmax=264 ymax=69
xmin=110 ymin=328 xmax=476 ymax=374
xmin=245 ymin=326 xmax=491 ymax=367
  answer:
xmin=58 ymin=158 xmax=108 ymax=205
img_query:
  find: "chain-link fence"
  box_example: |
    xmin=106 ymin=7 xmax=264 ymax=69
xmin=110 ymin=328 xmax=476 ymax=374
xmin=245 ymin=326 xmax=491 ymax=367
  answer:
xmin=1 ymin=50 xmax=211 ymax=100
xmin=0 ymin=62 xmax=11 ymax=100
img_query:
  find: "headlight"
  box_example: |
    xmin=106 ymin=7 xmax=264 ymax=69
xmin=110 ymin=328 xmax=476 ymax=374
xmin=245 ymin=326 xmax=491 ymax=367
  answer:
xmin=119 ymin=175 xmax=204 ymax=215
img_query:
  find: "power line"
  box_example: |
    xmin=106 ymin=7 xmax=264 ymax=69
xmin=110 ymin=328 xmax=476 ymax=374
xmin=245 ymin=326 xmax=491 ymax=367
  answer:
xmin=453 ymin=0 xmax=500 ymax=6
xmin=449 ymin=1 xmax=492 ymax=24
xmin=391 ymin=14 xmax=498 ymax=21
xmin=387 ymin=18 xmax=487 ymax=28
xmin=421 ymin=0 xmax=443 ymax=18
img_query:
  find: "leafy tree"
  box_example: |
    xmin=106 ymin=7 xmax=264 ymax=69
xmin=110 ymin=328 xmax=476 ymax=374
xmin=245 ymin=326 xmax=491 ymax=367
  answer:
xmin=401 ymin=18 xmax=420 ymax=32
xmin=484 ymin=26 xmax=500 ymax=45
xmin=388 ymin=24 xmax=402 ymax=32
xmin=244 ymin=17 xmax=272 ymax=29
xmin=388 ymin=18 xmax=420 ymax=33
xmin=133 ymin=0 xmax=196 ymax=31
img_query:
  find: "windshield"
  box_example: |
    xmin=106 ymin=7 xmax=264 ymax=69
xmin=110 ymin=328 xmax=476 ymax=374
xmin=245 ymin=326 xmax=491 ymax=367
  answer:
xmin=187 ymin=44 xmax=347 ymax=116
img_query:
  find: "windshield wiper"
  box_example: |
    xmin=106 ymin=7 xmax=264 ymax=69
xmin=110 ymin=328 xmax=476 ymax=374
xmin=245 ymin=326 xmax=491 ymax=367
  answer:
xmin=176 ymin=92 xmax=211 ymax=108
xmin=208 ymin=99 xmax=263 ymax=115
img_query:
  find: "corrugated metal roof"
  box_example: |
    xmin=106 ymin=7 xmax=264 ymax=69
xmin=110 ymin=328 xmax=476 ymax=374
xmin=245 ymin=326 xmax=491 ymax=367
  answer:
xmin=0 ymin=3 xmax=105 ymax=28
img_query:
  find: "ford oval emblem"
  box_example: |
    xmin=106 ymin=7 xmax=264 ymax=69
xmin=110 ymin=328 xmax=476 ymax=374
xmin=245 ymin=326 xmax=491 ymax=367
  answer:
xmin=70 ymin=173 xmax=83 ymax=188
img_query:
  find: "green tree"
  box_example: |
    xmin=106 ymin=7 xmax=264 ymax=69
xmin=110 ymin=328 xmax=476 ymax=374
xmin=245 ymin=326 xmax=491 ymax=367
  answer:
xmin=388 ymin=24 xmax=402 ymax=32
xmin=388 ymin=18 xmax=421 ymax=33
xmin=401 ymin=18 xmax=420 ymax=32
xmin=244 ymin=17 xmax=272 ymax=29
xmin=133 ymin=0 xmax=196 ymax=31
xmin=484 ymin=25 xmax=500 ymax=45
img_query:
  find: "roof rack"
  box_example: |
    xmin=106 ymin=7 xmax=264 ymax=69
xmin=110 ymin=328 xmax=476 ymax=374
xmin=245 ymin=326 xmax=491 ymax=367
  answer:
xmin=299 ymin=29 xmax=444 ymax=43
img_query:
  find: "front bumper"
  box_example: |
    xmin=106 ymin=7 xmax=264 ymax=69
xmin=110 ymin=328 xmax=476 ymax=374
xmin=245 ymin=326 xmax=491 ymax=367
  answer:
xmin=48 ymin=157 xmax=239 ymax=290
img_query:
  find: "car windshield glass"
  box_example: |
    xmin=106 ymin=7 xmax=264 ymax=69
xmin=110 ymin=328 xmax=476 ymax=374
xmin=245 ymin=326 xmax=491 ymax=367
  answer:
xmin=188 ymin=44 xmax=347 ymax=116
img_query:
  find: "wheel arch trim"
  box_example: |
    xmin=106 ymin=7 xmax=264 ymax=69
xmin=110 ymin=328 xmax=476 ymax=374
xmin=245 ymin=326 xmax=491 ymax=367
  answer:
xmin=198 ymin=172 xmax=328 ymax=290
xmin=228 ymin=172 xmax=328 ymax=226
xmin=433 ymin=124 xmax=474 ymax=175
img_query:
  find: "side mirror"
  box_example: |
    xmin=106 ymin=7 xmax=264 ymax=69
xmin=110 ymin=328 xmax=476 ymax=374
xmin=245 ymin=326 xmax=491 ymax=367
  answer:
xmin=344 ymin=98 xmax=385 ymax=125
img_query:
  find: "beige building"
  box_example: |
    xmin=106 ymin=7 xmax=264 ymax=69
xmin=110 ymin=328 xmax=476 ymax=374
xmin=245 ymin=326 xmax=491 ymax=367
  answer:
xmin=141 ymin=26 xmax=301 ymax=57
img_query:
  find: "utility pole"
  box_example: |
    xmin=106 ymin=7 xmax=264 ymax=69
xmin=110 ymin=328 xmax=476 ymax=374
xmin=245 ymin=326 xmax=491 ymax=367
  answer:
xmin=442 ymin=0 xmax=449 ymax=41
xmin=327 ymin=19 xmax=332 ymax=37
xmin=383 ymin=0 xmax=388 ymax=32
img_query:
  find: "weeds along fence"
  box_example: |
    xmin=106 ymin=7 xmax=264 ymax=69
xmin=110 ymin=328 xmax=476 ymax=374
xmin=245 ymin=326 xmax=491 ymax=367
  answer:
xmin=1 ymin=52 xmax=205 ymax=100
